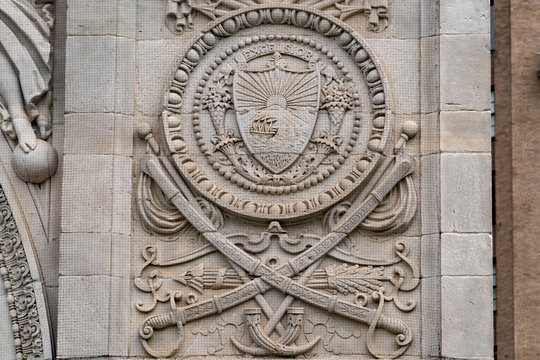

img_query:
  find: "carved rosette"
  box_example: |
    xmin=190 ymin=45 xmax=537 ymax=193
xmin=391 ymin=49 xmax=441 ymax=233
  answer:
xmin=0 ymin=185 xmax=44 ymax=360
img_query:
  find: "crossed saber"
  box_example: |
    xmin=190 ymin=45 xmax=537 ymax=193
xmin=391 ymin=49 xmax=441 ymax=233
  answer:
xmin=139 ymin=152 xmax=415 ymax=358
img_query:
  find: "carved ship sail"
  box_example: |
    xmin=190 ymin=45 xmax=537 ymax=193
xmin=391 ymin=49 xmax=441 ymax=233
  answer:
xmin=249 ymin=113 xmax=278 ymax=136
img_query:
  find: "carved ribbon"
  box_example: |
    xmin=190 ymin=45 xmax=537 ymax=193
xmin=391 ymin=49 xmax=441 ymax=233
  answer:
xmin=140 ymin=153 xmax=415 ymax=358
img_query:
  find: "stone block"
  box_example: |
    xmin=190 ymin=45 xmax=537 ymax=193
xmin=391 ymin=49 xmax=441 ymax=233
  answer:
xmin=64 ymin=113 xmax=115 ymax=155
xmin=369 ymin=39 xmax=420 ymax=114
xmin=421 ymin=277 xmax=440 ymax=358
xmin=387 ymin=0 xmax=421 ymax=39
xmin=65 ymin=36 xmax=117 ymax=113
xmin=441 ymin=276 xmax=493 ymax=358
xmin=440 ymin=0 xmax=491 ymax=35
xmin=115 ymin=38 xmax=136 ymax=115
xmin=421 ymin=234 xmax=440 ymax=278
xmin=136 ymin=0 xmax=167 ymax=40
xmin=32 ymin=234 xmax=60 ymax=287
xmin=117 ymin=0 xmax=137 ymax=38
xmin=440 ymin=153 xmax=491 ymax=233
xmin=421 ymin=154 xmax=440 ymax=235
xmin=441 ymin=233 xmax=492 ymax=276
xmin=421 ymin=112 xmax=438 ymax=155
xmin=57 ymin=276 xmax=110 ymax=358
xmin=111 ymin=234 xmax=131 ymax=278
xmin=421 ymin=0 xmax=439 ymax=37
xmin=59 ymin=233 xmax=111 ymax=276
xmin=61 ymin=155 xmax=113 ymax=233
xmin=0 ymin=294 xmax=16 ymax=359
xmin=109 ymin=277 xmax=130 ymax=356
xmin=112 ymin=157 xmax=132 ymax=235
xmin=440 ymin=34 xmax=491 ymax=111
xmin=420 ymin=36 xmax=439 ymax=114
xmin=440 ymin=111 xmax=492 ymax=152
xmin=136 ymin=38 xmax=188 ymax=115
xmin=67 ymin=0 xmax=117 ymax=36
xmin=114 ymin=114 xmax=134 ymax=156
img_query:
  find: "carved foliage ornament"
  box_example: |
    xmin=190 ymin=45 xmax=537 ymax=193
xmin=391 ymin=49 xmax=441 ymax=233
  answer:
xmin=136 ymin=5 xmax=419 ymax=360
xmin=0 ymin=185 xmax=44 ymax=360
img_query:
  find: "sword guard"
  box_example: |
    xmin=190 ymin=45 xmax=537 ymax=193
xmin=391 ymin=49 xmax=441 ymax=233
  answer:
xmin=140 ymin=310 xmax=184 ymax=358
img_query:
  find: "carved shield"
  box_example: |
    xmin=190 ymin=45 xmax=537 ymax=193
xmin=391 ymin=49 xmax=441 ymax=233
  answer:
xmin=233 ymin=66 xmax=320 ymax=174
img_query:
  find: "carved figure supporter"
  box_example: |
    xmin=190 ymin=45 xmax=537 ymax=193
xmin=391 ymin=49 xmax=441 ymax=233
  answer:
xmin=0 ymin=0 xmax=53 ymax=153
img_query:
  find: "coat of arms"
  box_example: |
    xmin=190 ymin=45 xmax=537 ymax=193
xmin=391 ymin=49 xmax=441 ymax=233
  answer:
xmin=135 ymin=6 xmax=420 ymax=360
xmin=233 ymin=53 xmax=321 ymax=174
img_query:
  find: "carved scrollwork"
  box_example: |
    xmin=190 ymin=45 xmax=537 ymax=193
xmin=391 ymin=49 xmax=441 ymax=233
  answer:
xmin=165 ymin=0 xmax=389 ymax=35
xmin=135 ymin=148 xmax=417 ymax=359
xmin=0 ymin=185 xmax=44 ymax=359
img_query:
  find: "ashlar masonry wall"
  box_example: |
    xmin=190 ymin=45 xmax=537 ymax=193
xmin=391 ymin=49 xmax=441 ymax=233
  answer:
xmin=51 ymin=1 xmax=493 ymax=359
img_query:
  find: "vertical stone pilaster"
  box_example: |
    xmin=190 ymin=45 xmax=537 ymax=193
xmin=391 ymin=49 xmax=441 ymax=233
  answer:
xmin=57 ymin=0 xmax=136 ymax=358
xmin=437 ymin=1 xmax=493 ymax=359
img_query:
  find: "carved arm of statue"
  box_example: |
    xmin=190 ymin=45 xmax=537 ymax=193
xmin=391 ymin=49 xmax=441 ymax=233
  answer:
xmin=0 ymin=0 xmax=57 ymax=183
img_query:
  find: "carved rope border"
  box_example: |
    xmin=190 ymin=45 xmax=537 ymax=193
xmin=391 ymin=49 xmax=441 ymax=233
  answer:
xmin=0 ymin=185 xmax=44 ymax=360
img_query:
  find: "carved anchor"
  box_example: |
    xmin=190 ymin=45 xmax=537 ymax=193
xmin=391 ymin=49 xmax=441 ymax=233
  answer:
xmin=139 ymin=152 xmax=416 ymax=359
xmin=231 ymin=307 xmax=320 ymax=356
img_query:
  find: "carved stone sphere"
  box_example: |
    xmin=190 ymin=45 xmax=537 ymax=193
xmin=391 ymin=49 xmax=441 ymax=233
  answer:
xmin=12 ymin=140 xmax=58 ymax=184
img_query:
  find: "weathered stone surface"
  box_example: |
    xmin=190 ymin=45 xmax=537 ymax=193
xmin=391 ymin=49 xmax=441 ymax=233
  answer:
xmin=57 ymin=276 xmax=110 ymax=358
xmin=65 ymin=36 xmax=117 ymax=113
xmin=61 ymin=155 xmax=113 ymax=233
xmin=440 ymin=0 xmax=491 ymax=35
xmin=441 ymin=276 xmax=493 ymax=358
xmin=440 ymin=34 xmax=491 ymax=112
xmin=59 ymin=233 xmax=112 ymax=276
xmin=440 ymin=111 xmax=492 ymax=152
xmin=440 ymin=153 xmax=492 ymax=233
xmin=66 ymin=0 xmax=117 ymax=36
xmin=441 ymin=233 xmax=492 ymax=276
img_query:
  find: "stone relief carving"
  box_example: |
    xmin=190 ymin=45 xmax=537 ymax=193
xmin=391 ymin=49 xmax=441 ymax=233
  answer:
xmin=0 ymin=184 xmax=44 ymax=359
xmin=136 ymin=5 xmax=418 ymax=359
xmin=0 ymin=0 xmax=58 ymax=184
xmin=166 ymin=0 xmax=389 ymax=34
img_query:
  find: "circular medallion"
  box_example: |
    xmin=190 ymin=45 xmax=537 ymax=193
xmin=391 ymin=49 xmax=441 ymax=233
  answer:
xmin=162 ymin=5 xmax=392 ymax=220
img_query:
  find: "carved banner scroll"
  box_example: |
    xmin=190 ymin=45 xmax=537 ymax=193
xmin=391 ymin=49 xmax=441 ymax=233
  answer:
xmin=136 ymin=4 xmax=418 ymax=359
